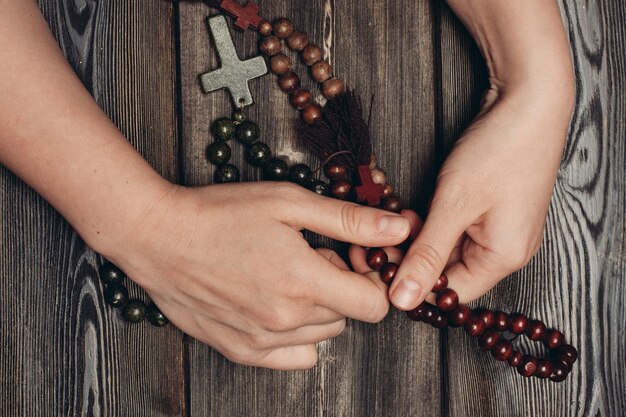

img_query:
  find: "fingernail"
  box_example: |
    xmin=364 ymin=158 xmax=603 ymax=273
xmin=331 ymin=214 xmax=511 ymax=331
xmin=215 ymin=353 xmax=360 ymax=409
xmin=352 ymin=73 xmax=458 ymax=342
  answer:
xmin=377 ymin=215 xmax=409 ymax=238
xmin=391 ymin=279 xmax=422 ymax=310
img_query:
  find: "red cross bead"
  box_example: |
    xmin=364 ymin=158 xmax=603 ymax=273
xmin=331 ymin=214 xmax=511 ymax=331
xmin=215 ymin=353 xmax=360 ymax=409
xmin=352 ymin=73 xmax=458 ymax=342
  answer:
xmin=355 ymin=164 xmax=385 ymax=206
xmin=219 ymin=0 xmax=264 ymax=31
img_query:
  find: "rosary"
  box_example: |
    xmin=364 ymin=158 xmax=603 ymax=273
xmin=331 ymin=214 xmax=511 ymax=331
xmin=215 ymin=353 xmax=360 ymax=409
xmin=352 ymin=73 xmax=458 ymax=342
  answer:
xmin=97 ymin=1 xmax=577 ymax=383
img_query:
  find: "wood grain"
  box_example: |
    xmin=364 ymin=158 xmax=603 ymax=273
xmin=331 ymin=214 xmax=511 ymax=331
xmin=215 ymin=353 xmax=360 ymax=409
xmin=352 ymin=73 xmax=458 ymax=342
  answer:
xmin=0 ymin=1 xmax=183 ymax=416
xmin=177 ymin=1 xmax=440 ymax=416
xmin=438 ymin=1 xmax=626 ymax=416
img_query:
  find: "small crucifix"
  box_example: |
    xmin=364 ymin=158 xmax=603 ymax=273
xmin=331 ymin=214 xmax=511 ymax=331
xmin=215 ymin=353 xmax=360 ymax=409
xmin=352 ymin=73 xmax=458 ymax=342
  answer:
xmin=200 ymin=15 xmax=268 ymax=108
xmin=219 ymin=0 xmax=263 ymax=31
xmin=355 ymin=165 xmax=386 ymax=206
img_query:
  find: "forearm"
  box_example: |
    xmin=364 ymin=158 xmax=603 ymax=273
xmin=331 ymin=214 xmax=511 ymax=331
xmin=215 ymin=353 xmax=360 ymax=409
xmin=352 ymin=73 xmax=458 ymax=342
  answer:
xmin=0 ymin=1 xmax=171 ymax=256
xmin=447 ymin=0 xmax=574 ymax=106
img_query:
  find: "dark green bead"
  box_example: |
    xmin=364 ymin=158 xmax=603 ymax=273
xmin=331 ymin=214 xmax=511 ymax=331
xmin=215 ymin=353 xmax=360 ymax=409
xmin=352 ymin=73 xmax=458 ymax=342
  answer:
xmin=235 ymin=121 xmax=260 ymax=144
xmin=215 ymin=164 xmax=240 ymax=183
xmin=232 ymin=110 xmax=246 ymax=125
xmin=263 ymin=158 xmax=289 ymax=181
xmin=99 ymin=262 xmax=125 ymax=285
xmin=206 ymin=141 xmax=231 ymax=165
xmin=246 ymin=142 xmax=272 ymax=167
xmin=104 ymin=284 xmax=128 ymax=308
xmin=122 ymin=299 xmax=147 ymax=323
xmin=146 ymin=302 xmax=169 ymax=327
xmin=212 ymin=118 xmax=236 ymax=141
xmin=309 ymin=180 xmax=329 ymax=196
xmin=289 ymin=164 xmax=312 ymax=185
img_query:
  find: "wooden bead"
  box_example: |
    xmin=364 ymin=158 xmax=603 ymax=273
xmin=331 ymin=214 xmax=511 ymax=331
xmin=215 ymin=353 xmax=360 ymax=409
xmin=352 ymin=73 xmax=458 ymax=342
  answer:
xmin=302 ymin=104 xmax=323 ymax=125
xmin=322 ymin=78 xmax=346 ymax=100
xmin=420 ymin=304 xmax=437 ymax=325
xmin=479 ymin=330 xmax=499 ymax=351
xmin=146 ymin=302 xmax=169 ymax=327
xmin=476 ymin=309 xmax=495 ymax=329
xmin=366 ymin=248 xmax=388 ymax=271
xmin=508 ymin=351 xmax=523 ymax=367
xmin=526 ymin=320 xmax=547 ymax=341
xmin=290 ymin=89 xmax=313 ymax=110
xmin=270 ymin=53 xmax=291 ymax=75
xmin=371 ymin=168 xmax=386 ymax=185
xmin=432 ymin=274 xmax=448 ymax=293
xmin=535 ymin=359 xmax=552 ymax=379
xmin=287 ymin=31 xmax=308 ymax=51
xmin=490 ymin=339 xmax=514 ymax=361
xmin=544 ymin=329 xmax=565 ymax=350
xmin=311 ymin=60 xmax=333 ymax=83
xmin=122 ymin=299 xmax=147 ymax=323
xmin=383 ymin=184 xmax=394 ymax=197
xmin=260 ymin=36 xmax=282 ymax=56
xmin=517 ymin=355 xmax=538 ymax=377
xmin=549 ymin=364 xmax=569 ymax=382
xmin=309 ymin=180 xmax=329 ymax=196
xmin=324 ymin=164 xmax=348 ymax=181
xmin=381 ymin=196 xmax=401 ymax=213
xmin=556 ymin=344 xmax=578 ymax=364
xmin=407 ymin=302 xmax=425 ymax=321
xmin=494 ymin=311 xmax=510 ymax=331
xmin=288 ymin=164 xmax=312 ymax=185
xmin=369 ymin=153 xmax=378 ymax=170
xmin=330 ymin=179 xmax=352 ymax=200
xmin=104 ymin=284 xmax=128 ymax=308
xmin=302 ymin=44 xmax=323 ymax=66
xmin=380 ymin=262 xmax=398 ymax=285
xmin=465 ymin=314 xmax=485 ymax=337
xmin=449 ymin=305 xmax=471 ymax=327
xmin=509 ymin=313 xmax=529 ymax=334
xmin=258 ymin=20 xmax=273 ymax=36
xmin=99 ymin=262 xmax=125 ymax=285
xmin=263 ymin=158 xmax=289 ymax=181
xmin=278 ymin=71 xmax=300 ymax=93
xmin=432 ymin=313 xmax=448 ymax=329
xmin=436 ymin=288 xmax=459 ymax=312
xmin=273 ymin=18 xmax=294 ymax=39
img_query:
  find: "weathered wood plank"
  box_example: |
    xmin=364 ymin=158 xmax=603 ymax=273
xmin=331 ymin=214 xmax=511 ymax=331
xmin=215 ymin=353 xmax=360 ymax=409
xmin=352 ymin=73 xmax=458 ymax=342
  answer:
xmin=178 ymin=0 xmax=440 ymax=416
xmin=438 ymin=1 xmax=626 ymax=416
xmin=0 ymin=1 xmax=184 ymax=416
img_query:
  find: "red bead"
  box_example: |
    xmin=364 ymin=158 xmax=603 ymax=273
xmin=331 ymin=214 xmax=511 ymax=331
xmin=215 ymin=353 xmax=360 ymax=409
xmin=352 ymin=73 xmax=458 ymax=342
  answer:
xmin=465 ymin=314 xmax=486 ymax=337
xmin=509 ymin=313 xmax=529 ymax=334
xmin=302 ymin=104 xmax=323 ymax=125
xmin=535 ymin=359 xmax=552 ymax=379
xmin=330 ymin=180 xmax=352 ymax=200
xmin=477 ymin=309 xmax=495 ymax=329
xmin=556 ymin=344 xmax=578 ymax=364
xmin=549 ymin=364 xmax=569 ymax=382
xmin=322 ymin=78 xmax=345 ymax=100
xmin=324 ymin=164 xmax=348 ymax=180
xmin=478 ymin=330 xmax=499 ymax=351
xmin=508 ymin=351 xmax=523 ymax=367
xmin=272 ymin=18 xmax=294 ymax=39
xmin=544 ymin=329 xmax=565 ymax=350
xmin=420 ymin=304 xmax=438 ymax=324
xmin=407 ymin=302 xmax=426 ymax=321
xmin=366 ymin=248 xmax=388 ymax=271
xmin=270 ymin=53 xmax=292 ymax=75
xmin=449 ymin=305 xmax=471 ymax=327
xmin=278 ymin=72 xmax=300 ymax=93
xmin=436 ymin=289 xmax=459 ymax=312
xmin=494 ymin=311 xmax=510 ymax=331
xmin=551 ymin=353 xmax=573 ymax=373
xmin=311 ymin=60 xmax=333 ymax=83
xmin=490 ymin=339 xmax=514 ymax=361
xmin=517 ymin=355 xmax=538 ymax=377
xmin=258 ymin=20 xmax=273 ymax=36
xmin=432 ymin=313 xmax=448 ymax=329
xmin=260 ymin=36 xmax=282 ymax=56
xmin=526 ymin=320 xmax=547 ymax=341
xmin=290 ymin=89 xmax=313 ymax=110
xmin=287 ymin=31 xmax=308 ymax=51
xmin=380 ymin=262 xmax=398 ymax=286
xmin=302 ymin=44 xmax=323 ymax=66
xmin=381 ymin=196 xmax=401 ymax=213
xmin=432 ymin=274 xmax=448 ymax=293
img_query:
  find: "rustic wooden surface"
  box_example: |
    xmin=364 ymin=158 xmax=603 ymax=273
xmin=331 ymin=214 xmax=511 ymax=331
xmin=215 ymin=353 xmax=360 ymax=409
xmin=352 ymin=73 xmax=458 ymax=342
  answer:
xmin=1 ymin=0 xmax=624 ymax=416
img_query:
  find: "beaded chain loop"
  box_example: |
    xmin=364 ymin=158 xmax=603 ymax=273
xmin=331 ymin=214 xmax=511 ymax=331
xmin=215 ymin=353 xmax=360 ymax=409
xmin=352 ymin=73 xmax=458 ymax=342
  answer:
xmin=96 ymin=2 xmax=578 ymax=383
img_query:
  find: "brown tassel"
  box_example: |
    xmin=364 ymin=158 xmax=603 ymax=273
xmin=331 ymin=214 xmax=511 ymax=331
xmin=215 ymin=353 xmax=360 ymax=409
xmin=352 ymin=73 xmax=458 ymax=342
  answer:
xmin=297 ymin=90 xmax=373 ymax=171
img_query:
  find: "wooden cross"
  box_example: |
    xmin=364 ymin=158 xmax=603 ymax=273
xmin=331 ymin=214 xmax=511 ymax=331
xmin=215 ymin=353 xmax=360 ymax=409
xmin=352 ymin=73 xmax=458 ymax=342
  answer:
xmin=219 ymin=0 xmax=263 ymax=31
xmin=200 ymin=15 xmax=268 ymax=108
xmin=355 ymin=165 xmax=386 ymax=206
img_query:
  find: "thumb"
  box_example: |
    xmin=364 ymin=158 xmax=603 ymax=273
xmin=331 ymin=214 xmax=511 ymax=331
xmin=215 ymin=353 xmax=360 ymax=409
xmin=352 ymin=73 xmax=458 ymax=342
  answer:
xmin=389 ymin=206 xmax=470 ymax=310
xmin=282 ymin=189 xmax=411 ymax=247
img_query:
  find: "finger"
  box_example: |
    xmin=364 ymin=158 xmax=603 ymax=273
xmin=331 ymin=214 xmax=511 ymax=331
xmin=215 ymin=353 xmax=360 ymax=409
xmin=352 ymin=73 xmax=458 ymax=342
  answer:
xmin=316 ymin=247 xmax=349 ymax=270
xmin=310 ymin=252 xmax=390 ymax=323
xmin=389 ymin=202 xmax=474 ymax=311
xmin=400 ymin=209 xmax=424 ymax=240
xmin=262 ymin=319 xmax=347 ymax=349
xmin=281 ymin=191 xmax=410 ymax=247
xmin=257 ymin=344 xmax=319 ymax=370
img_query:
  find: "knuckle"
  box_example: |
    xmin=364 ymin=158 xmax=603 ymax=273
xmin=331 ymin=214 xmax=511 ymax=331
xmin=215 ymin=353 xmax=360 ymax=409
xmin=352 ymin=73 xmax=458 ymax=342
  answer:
xmin=333 ymin=319 xmax=347 ymax=337
xmin=407 ymin=242 xmax=445 ymax=275
xmin=276 ymin=182 xmax=305 ymax=204
xmin=364 ymin=291 xmax=390 ymax=323
xmin=263 ymin=311 xmax=297 ymax=332
xmin=222 ymin=345 xmax=259 ymax=366
xmin=340 ymin=203 xmax=362 ymax=238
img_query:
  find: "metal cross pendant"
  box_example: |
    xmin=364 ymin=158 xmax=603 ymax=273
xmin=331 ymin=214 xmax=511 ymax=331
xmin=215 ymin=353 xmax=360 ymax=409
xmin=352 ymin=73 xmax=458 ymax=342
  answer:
xmin=200 ymin=15 xmax=268 ymax=108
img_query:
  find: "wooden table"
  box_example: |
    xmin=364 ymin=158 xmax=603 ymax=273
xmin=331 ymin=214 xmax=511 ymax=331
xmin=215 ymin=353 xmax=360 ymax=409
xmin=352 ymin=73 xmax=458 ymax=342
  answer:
xmin=1 ymin=1 xmax=624 ymax=416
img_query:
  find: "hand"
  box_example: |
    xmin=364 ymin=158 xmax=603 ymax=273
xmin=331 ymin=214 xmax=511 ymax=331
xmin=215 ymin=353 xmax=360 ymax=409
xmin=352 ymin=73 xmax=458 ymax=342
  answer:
xmin=102 ymin=182 xmax=410 ymax=369
xmin=387 ymin=81 xmax=574 ymax=310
